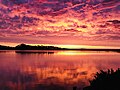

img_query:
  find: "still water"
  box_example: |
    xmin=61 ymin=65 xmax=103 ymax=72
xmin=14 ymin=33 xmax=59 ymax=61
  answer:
xmin=0 ymin=50 xmax=120 ymax=90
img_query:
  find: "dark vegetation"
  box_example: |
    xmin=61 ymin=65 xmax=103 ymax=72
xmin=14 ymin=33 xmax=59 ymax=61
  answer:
xmin=0 ymin=44 xmax=66 ymax=50
xmin=0 ymin=44 xmax=120 ymax=52
xmin=83 ymin=69 xmax=120 ymax=90
xmin=0 ymin=45 xmax=14 ymax=50
xmin=15 ymin=44 xmax=65 ymax=50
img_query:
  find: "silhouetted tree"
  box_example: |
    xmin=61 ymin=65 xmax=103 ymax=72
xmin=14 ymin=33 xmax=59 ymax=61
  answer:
xmin=83 ymin=68 xmax=120 ymax=90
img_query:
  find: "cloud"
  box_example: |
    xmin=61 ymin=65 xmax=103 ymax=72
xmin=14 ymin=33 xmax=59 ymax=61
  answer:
xmin=0 ymin=0 xmax=120 ymax=45
xmin=107 ymin=20 xmax=120 ymax=24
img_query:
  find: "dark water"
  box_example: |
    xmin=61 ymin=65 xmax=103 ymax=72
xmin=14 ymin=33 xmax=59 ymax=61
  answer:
xmin=0 ymin=50 xmax=120 ymax=90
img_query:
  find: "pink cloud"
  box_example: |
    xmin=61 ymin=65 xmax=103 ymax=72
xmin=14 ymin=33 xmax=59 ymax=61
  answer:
xmin=0 ymin=0 xmax=120 ymax=46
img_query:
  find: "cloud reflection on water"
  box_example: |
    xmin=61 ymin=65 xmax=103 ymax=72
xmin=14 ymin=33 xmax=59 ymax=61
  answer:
xmin=0 ymin=50 xmax=120 ymax=90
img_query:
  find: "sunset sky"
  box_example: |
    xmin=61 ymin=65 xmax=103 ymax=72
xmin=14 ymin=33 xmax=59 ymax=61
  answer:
xmin=0 ymin=0 xmax=120 ymax=48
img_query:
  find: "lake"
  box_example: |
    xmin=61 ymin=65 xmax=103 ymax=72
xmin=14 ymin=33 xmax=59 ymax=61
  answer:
xmin=0 ymin=50 xmax=120 ymax=90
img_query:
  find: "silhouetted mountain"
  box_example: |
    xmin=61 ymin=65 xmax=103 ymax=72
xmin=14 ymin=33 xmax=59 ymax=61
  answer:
xmin=83 ymin=69 xmax=120 ymax=90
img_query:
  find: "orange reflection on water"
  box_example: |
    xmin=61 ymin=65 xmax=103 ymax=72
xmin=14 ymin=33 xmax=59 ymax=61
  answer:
xmin=22 ymin=62 xmax=97 ymax=86
xmin=56 ymin=51 xmax=91 ymax=55
xmin=0 ymin=50 xmax=120 ymax=90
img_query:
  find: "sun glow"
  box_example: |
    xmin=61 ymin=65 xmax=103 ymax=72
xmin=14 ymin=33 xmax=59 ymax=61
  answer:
xmin=54 ymin=45 xmax=120 ymax=49
xmin=28 ymin=44 xmax=120 ymax=49
xmin=56 ymin=51 xmax=89 ymax=55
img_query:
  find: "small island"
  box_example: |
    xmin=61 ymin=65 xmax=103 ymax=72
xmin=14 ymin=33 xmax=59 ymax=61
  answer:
xmin=0 ymin=44 xmax=67 ymax=50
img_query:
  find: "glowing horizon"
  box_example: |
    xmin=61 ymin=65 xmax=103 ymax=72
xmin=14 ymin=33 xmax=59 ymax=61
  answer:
xmin=0 ymin=42 xmax=120 ymax=49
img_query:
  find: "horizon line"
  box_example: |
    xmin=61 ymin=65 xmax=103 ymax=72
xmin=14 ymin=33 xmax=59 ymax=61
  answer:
xmin=0 ymin=43 xmax=120 ymax=49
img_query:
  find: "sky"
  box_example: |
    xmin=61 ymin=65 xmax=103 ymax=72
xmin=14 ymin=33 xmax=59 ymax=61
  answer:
xmin=0 ymin=0 xmax=120 ymax=48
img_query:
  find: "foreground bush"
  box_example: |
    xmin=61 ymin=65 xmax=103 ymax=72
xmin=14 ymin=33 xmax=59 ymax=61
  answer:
xmin=83 ymin=68 xmax=120 ymax=90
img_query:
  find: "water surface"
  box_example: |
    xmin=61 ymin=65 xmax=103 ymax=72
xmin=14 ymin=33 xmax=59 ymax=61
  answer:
xmin=0 ymin=50 xmax=120 ymax=90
